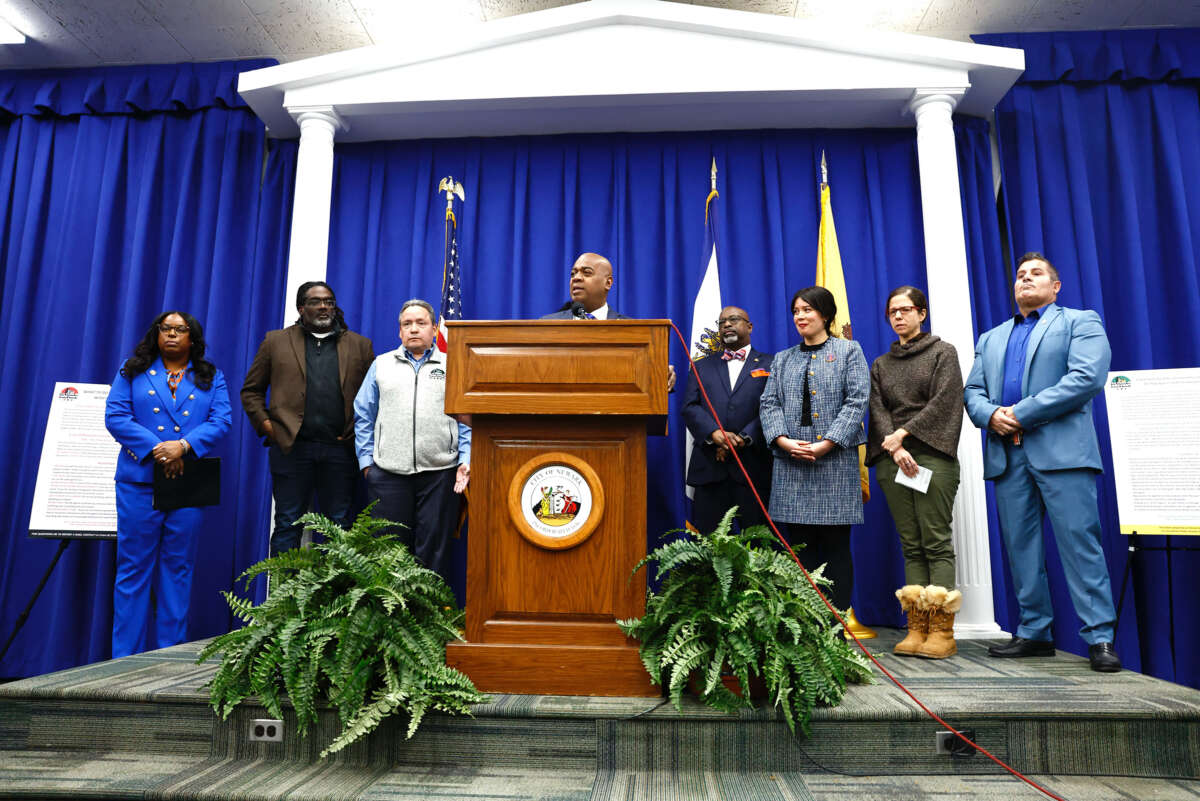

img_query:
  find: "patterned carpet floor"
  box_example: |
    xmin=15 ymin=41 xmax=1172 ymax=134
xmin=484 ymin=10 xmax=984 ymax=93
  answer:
xmin=2 ymin=629 xmax=1198 ymax=800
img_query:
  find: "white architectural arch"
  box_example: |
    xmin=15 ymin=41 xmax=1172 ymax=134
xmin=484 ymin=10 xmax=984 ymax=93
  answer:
xmin=238 ymin=0 xmax=1023 ymax=637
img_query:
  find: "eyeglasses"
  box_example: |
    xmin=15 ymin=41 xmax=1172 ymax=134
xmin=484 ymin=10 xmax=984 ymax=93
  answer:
xmin=887 ymin=306 xmax=919 ymax=317
xmin=158 ymin=324 xmax=190 ymax=335
xmin=303 ymin=298 xmax=336 ymax=308
xmin=718 ymin=315 xmax=747 ymax=326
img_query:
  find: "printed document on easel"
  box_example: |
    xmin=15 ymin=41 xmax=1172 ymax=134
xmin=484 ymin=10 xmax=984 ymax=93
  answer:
xmin=1105 ymin=368 xmax=1200 ymax=536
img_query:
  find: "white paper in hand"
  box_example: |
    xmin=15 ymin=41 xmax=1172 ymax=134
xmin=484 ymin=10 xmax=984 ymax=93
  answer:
xmin=893 ymin=464 xmax=933 ymax=494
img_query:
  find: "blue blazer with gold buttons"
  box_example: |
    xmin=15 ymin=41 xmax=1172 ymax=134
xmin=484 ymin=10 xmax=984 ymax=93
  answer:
xmin=105 ymin=358 xmax=232 ymax=484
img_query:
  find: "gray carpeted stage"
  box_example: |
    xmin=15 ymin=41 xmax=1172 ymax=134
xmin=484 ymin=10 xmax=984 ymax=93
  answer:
xmin=2 ymin=630 xmax=1199 ymax=800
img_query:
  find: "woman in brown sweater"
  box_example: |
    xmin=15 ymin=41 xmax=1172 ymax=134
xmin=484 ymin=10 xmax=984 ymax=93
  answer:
xmin=868 ymin=286 xmax=964 ymax=659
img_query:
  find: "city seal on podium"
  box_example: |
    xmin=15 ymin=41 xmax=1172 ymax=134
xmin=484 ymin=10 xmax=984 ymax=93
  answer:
xmin=508 ymin=452 xmax=605 ymax=550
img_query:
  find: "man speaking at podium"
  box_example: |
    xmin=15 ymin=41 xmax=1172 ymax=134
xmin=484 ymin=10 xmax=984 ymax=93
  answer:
xmin=541 ymin=252 xmax=630 ymax=321
xmin=542 ymin=252 xmax=676 ymax=392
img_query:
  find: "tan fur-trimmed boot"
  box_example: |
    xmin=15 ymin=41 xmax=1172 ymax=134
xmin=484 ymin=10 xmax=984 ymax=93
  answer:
xmin=893 ymin=585 xmax=929 ymax=656
xmin=917 ymin=586 xmax=962 ymax=659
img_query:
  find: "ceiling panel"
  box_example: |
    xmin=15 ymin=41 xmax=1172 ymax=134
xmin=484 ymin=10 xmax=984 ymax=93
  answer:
xmin=352 ymin=0 xmax=485 ymax=45
xmin=1124 ymin=0 xmax=1200 ymax=27
xmin=1021 ymin=0 xmax=1139 ymax=30
xmin=240 ymin=0 xmax=371 ymax=57
xmin=918 ymin=0 xmax=1039 ymax=34
xmin=33 ymin=0 xmax=189 ymax=62
xmin=792 ymin=0 xmax=929 ymax=32
xmin=139 ymin=0 xmax=277 ymax=60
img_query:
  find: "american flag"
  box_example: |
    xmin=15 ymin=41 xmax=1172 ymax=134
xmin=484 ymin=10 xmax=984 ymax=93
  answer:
xmin=436 ymin=196 xmax=462 ymax=353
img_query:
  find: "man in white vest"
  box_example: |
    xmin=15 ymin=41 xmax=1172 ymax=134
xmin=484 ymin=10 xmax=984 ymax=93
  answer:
xmin=354 ymin=299 xmax=470 ymax=577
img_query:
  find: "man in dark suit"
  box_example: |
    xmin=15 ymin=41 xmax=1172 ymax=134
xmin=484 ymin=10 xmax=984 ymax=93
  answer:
xmin=964 ymin=252 xmax=1120 ymax=672
xmin=681 ymin=305 xmax=773 ymax=534
xmin=241 ymin=281 xmax=375 ymax=555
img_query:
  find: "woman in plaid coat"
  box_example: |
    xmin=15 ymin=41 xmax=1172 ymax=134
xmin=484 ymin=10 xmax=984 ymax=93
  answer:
xmin=759 ymin=286 xmax=869 ymax=611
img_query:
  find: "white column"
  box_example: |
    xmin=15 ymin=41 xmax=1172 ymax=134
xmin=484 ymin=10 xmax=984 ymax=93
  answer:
xmin=909 ymin=89 xmax=1004 ymax=638
xmin=281 ymin=106 xmax=346 ymax=325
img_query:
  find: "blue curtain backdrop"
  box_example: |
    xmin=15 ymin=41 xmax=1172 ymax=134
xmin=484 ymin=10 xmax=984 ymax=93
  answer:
xmin=0 ymin=61 xmax=289 ymax=678
xmin=322 ymin=122 xmax=1004 ymax=632
xmin=0 ymin=70 xmax=1006 ymax=678
xmin=974 ymin=28 xmax=1200 ymax=687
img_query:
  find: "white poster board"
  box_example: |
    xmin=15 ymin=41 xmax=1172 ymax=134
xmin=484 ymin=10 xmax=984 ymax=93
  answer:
xmin=1104 ymin=368 xmax=1200 ymax=536
xmin=28 ymin=382 xmax=119 ymax=539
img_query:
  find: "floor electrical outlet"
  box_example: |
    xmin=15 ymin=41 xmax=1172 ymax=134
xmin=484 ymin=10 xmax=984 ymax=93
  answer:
xmin=249 ymin=719 xmax=284 ymax=742
xmin=935 ymin=729 xmax=976 ymax=757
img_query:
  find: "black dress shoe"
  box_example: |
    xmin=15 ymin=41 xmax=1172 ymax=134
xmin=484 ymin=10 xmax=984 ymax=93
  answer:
xmin=1088 ymin=642 xmax=1122 ymax=673
xmin=987 ymin=636 xmax=1056 ymax=658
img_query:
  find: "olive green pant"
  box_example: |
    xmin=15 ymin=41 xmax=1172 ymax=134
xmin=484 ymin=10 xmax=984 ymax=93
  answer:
xmin=875 ymin=442 xmax=959 ymax=589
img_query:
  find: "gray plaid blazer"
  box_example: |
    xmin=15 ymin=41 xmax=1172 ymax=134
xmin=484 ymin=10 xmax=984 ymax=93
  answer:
xmin=759 ymin=337 xmax=869 ymax=525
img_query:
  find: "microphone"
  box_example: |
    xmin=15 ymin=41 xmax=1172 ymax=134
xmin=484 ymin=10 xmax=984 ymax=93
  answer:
xmin=569 ymin=301 xmax=587 ymax=319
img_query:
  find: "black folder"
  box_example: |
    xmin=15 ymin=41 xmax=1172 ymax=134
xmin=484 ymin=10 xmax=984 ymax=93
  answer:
xmin=153 ymin=457 xmax=221 ymax=511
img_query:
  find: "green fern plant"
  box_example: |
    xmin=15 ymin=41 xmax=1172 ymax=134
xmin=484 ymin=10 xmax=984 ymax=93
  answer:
xmin=617 ymin=507 xmax=874 ymax=735
xmin=197 ymin=507 xmax=488 ymax=756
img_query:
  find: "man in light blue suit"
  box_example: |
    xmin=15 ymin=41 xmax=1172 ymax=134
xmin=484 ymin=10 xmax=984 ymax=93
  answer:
xmin=965 ymin=252 xmax=1120 ymax=672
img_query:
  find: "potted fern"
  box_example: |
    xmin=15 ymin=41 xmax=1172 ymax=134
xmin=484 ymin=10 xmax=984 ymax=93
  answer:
xmin=617 ymin=507 xmax=873 ymax=735
xmin=198 ymin=508 xmax=487 ymax=757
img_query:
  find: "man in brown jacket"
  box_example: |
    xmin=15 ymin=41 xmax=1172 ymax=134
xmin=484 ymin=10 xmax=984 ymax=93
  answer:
xmin=241 ymin=281 xmax=375 ymax=555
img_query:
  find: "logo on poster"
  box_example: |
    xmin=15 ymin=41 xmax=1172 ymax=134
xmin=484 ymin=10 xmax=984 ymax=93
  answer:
xmin=58 ymin=386 xmax=79 ymax=401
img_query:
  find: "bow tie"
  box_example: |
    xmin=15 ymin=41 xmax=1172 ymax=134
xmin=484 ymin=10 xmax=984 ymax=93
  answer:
xmin=721 ymin=349 xmax=747 ymax=361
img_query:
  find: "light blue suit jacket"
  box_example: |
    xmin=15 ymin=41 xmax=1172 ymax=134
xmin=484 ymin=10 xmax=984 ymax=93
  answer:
xmin=105 ymin=358 xmax=232 ymax=483
xmin=964 ymin=303 xmax=1110 ymax=479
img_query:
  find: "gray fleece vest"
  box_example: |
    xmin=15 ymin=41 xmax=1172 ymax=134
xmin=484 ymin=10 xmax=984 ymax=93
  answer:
xmin=371 ymin=350 xmax=458 ymax=475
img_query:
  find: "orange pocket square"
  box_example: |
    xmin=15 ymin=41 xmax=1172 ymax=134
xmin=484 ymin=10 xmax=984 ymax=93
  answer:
xmin=750 ymin=369 xmax=770 ymax=377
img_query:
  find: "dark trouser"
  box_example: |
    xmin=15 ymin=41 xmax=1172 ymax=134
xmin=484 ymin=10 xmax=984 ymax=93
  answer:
xmin=268 ymin=438 xmax=358 ymax=556
xmin=365 ymin=465 xmax=458 ymax=579
xmin=875 ymin=441 xmax=960 ymax=588
xmin=785 ymin=523 xmax=853 ymax=611
xmin=690 ymin=478 xmax=769 ymax=535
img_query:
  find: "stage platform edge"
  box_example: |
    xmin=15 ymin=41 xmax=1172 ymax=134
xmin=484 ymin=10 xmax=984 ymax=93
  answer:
xmin=2 ymin=630 xmax=1198 ymax=800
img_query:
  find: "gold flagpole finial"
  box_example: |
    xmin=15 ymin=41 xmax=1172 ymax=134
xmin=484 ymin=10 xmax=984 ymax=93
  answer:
xmin=820 ymin=150 xmax=828 ymax=186
xmin=710 ymin=157 xmax=718 ymax=192
xmin=437 ymin=176 xmax=465 ymax=215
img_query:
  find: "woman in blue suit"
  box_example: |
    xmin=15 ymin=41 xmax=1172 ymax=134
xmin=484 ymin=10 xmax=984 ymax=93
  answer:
xmin=760 ymin=287 xmax=869 ymax=611
xmin=105 ymin=311 xmax=231 ymax=658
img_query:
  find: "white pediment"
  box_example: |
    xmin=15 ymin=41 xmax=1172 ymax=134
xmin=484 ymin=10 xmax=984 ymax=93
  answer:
xmin=238 ymin=0 xmax=1024 ymax=141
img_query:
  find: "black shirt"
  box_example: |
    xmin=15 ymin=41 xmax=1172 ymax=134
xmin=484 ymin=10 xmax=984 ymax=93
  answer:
xmin=297 ymin=330 xmax=343 ymax=443
xmin=799 ymin=338 xmax=829 ymax=427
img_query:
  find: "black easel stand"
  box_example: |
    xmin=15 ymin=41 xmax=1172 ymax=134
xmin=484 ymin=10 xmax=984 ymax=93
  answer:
xmin=0 ymin=539 xmax=71 ymax=665
xmin=1114 ymin=531 xmax=1200 ymax=673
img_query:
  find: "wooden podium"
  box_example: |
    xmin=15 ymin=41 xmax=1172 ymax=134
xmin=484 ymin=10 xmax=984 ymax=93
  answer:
xmin=443 ymin=319 xmax=669 ymax=697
